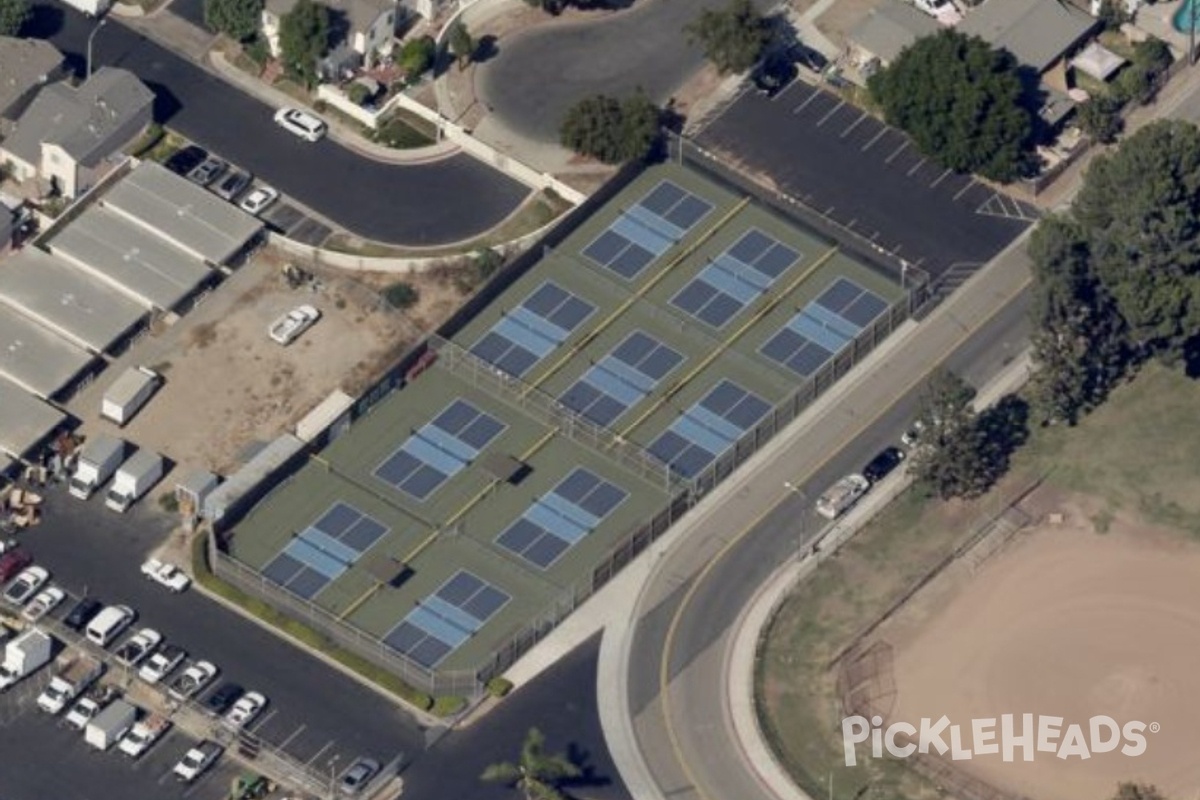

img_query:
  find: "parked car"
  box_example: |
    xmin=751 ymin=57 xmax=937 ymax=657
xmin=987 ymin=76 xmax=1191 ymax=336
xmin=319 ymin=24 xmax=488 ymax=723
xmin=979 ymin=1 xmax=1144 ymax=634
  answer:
xmin=862 ymin=446 xmax=906 ymax=483
xmin=173 ymin=740 xmax=223 ymax=782
xmin=269 ymin=305 xmax=321 ymax=346
xmin=0 ymin=550 xmax=32 ymax=584
xmin=212 ymin=169 xmax=252 ymax=202
xmin=114 ymin=628 xmax=162 ymax=667
xmin=85 ymin=604 xmax=135 ymax=647
xmin=167 ymin=660 xmax=218 ymax=700
xmin=339 ymin=757 xmax=381 ymax=795
xmin=138 ymin=644 xmax=186 ymax=684
xmin=164 ymin=145 xmax=207 ymax=176
xmin=3 ymin=566 xmax=49 ymax=606
xmin=238 ymin=186 xmax=278 ymax=216
xmin=22 ymin=586 xmax=65 ymax=621
xmin=65 ymin=684 xmax=118 ymax=731
xmin=186 ymin=156 xmax=227 ymax=187
xmin=204 ymin=682 xmax=243 ymax=714
xmin=753 ymin=52 xmax=798 ymax=97
xmin=63 ymin=597 xmax=103 ymax=631
xmin=815 ymin=474 xmax=871 ymax=520
xmin=141 ymin=559 xmax=191 ymax=593
xmin=225 ymin=691 xmax=267 ymax=729
xmin=273 ymin=107 xmax=327 ymax=142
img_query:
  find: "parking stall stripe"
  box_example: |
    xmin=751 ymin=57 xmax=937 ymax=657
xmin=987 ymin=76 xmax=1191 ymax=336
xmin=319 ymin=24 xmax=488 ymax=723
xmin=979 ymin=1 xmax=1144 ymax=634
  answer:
xmin=792 ymin=90 xmax=821 ymax=114
xmin=906 ymin=158 xmax=927 ymax=177
xmin=816 ymin=100 xmax=846 ymax=127
xmin=930 ymin=168 xmax=953 ymax=188
xmin=840 ymin=112 xmax=869 ymax=139
xmin=885 ymin=140 xmax=909 ymax=163
xmin=861 ymin=128 xmax=888 ymax=152
xmin=277 ymin=723 xmax=307 ymax=750
xmin=306 ymin=741 xmax=335 ymax=765
xmin=952 ymin=179 xmax=977 ymax=201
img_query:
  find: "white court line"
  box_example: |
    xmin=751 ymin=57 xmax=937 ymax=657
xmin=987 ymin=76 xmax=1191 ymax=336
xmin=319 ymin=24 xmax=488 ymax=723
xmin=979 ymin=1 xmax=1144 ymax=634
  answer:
xmin=792 ymin=91 xmax=821 ymax=114
xmin=885 ymin=140 xmax=909 ymax=163
xmin=906 ymin=158 xmax=926 ymax=177
xmin=839 ymin=112 xmax=868 ymax=138
xmin=816 ymin=100 xmax=846 ymax=127
xmin=861 ymin=128 xmax=888 ymax=152
xmin=952 ymin=179 xmax=977 ymax=201
xmin=930 ymin=168 xmax=953 ymax=188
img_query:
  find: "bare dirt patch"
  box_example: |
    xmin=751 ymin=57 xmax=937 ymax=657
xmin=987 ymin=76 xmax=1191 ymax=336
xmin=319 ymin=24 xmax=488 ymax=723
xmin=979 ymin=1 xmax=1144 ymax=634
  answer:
xmin=883 ymin=505 xmax=1200 ymax=800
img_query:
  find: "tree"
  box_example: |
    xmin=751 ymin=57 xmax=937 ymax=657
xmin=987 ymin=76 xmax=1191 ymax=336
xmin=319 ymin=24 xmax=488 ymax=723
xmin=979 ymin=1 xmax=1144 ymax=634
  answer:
xmin=684 ymin=0 xmax=769 ymax=75
xmin=560 ymin=92 xmax=660 ymax=164
xmin=203 ymin=0 xmax=262 ymax=41
xmin=383 ymin=281 xmax=419 ymax=309
xmin=0 ymin=0 xmax=30 ymax=37
xmin=448 ymin=19 xmax=474 ymax=69
xmin=1076 ymin=96 xmax=1122 ymax=144
xmin=398 ymin=35 xmax=437 ymax=80
xmin=278 ymin=0 xmax=330 ymax=88
xmin=1114 ymin=784 xmax=1166 ymax=800
xmin=1096 ymin=0 xmax=1129 ymax=31
xmin=482 ymin=728 xmax=581 ymax=800
xmin=867 ymin=30 xmax=1033 ymax=183
xmin=907 ymin=370 xmax=996 ymax=500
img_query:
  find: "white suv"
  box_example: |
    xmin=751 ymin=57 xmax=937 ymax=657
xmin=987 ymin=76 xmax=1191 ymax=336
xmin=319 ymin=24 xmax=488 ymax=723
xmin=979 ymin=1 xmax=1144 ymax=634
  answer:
xmin=273 ymin=107 xmax=327 ymax=142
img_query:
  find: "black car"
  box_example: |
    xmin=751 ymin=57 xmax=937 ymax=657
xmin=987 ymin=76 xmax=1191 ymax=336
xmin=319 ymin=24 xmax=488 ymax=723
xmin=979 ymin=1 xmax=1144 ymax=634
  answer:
xmin=752 ymin=52 xmax=798 ymax=98
xmin=164 ymin=145 xmax=207 ymax=176
xmin=863 ymin=446 xmax=906 ymax=483
xmin=204 ymin=682 xmax=244 ymax=714
xmin=63 ymin=597 xmax=102 ymax=631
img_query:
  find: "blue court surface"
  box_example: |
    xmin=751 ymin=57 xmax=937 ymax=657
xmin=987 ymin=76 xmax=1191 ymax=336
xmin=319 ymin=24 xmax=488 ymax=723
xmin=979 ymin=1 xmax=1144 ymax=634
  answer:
xmin=382 ymin=571 xmax=511 ymax=668
xmin=470 ymin=282 xmax=597 ymax=378
xmin=582 ymin=180 xmax=714 ymax=279
xmin=558 ymin=331 xmax=685 ymax=427
xmin=262 ymin=503 xmax=391 ymax=600
xmin=671 ymin=229 xmax=801 ymax=328
xmin=648 ymin=380 xmax=773 ymax=479
xmin=759 ymin=277 xmax=889 ymax=377
xmin=373 ymin=399 xmax=507 ymax=500
xmin=495 ymin=468 xmax=629 ymax=569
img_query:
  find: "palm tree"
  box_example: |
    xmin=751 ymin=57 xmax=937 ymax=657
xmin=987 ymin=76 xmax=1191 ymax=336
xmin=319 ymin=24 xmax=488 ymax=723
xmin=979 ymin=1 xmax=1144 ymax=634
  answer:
xmin=481 ymin=727 xmax=581 ymax=800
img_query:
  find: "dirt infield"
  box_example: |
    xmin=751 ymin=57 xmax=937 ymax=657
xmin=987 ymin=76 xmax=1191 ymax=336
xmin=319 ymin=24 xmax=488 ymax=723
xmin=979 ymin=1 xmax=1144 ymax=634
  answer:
xmin=884 ymin=505 xmax=1200 ymax=800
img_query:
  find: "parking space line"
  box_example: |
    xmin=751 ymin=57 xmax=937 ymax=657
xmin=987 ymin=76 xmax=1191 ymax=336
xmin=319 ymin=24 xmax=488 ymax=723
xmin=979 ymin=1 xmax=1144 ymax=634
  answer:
xmin=885 ymin=140 xmax=909 ymax=163
xmin=953 ymin=179 xmax=978 ymax=201
xmin=816 ymin=100 xmax=846 ymax=127
xmin=306 ymin=740 xmax=336 ymax=765
xmin=277 ymin=723 xmax=307 ymax=750
xmin=906 ymin=158 xmax=927 ymax=177
xmin=861 ymin=128 xmax=888 ymax=152
xmin=247 ymin=708 xmax=276 ymax=733
xmin=792 ymin=91 xmax=821 ymax=114
xmin=930 ymin=168 xmax=953 ymax=188
xmin=839 ymin=112 xmax=868 ymax=138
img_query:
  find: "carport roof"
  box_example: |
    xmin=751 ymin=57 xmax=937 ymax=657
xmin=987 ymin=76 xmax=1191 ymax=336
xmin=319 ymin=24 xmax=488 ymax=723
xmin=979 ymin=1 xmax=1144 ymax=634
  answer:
xmin=0 ymin=303 xmax=94 ymax=398
xmin=48 ymin=205 xmax=212 ymax=311
xmin=102 ymin=161 xmax=263 ymax=265
xmin=848 ymin=1 xmax=939 ymax=65
xmin=959 ymin=0 xmax=1098 ymax=73
xmin=0 ymin=248 xmax=148 ymax=352
xmin=0 ymin=376 xmax=64 ymax=459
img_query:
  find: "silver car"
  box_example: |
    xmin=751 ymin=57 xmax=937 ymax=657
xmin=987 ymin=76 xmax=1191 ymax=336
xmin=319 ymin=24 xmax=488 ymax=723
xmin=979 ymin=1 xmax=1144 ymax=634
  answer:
xmin=186 ymin=157 xmax=227 ymax=187
xmin=213 ymin=170 xmax=252 ymax=202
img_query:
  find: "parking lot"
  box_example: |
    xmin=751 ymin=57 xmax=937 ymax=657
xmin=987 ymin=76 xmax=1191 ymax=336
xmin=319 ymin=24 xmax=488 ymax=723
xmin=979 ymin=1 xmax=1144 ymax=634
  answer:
xmin=0 ymin=491 xmax=425 ymax=800
xmin=695 ymin=80 xmax=1039 ymax=277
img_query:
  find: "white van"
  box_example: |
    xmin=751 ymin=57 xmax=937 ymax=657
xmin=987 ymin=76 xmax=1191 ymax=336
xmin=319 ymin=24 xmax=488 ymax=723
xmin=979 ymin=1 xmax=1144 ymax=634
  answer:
xmin=85 ymin=605 xmax=135 ymax=647
xmin=273 ymin=107 xmax=327 ymax=142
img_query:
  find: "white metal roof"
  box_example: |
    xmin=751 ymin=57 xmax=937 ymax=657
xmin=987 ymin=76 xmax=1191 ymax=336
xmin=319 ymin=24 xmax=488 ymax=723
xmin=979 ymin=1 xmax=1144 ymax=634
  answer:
xmin=0 ymin=302 xmax=94 ymax=398
xmin=102 ymin=161 xmax=263 ymax=265
xmin=0 ymin=247 xmax=148 ymax=352
xmin=48 ymin=205 xmax=212 ymax=311
xmin=0 ymin=375 xmax=65 ymax=458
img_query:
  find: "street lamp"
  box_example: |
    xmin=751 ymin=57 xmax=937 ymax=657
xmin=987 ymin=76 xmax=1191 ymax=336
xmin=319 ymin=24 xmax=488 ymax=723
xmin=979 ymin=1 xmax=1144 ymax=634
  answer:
xmin=86 ymin=18 xmax=108 ymax=80
xmin=327 ymin=755 xmax=341 ymax=799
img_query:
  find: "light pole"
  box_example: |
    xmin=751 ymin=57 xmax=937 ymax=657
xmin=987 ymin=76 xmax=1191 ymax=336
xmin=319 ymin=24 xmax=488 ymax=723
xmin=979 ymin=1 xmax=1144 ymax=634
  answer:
xmin=327 ymin=755 xmax=341 ymax=799
xmin=86 ymin=18 xmax=108 ymax=80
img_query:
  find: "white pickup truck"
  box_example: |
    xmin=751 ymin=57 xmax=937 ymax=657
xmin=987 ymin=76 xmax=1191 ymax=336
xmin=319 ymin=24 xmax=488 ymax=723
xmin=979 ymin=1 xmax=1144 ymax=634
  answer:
xmin=118 ymin=713 xmax=170 ymax=758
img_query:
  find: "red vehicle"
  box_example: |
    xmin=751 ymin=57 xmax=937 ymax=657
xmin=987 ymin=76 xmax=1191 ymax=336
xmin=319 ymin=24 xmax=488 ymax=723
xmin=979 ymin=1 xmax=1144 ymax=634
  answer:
xmin=0 ymin=550 xmax=32 ymax=584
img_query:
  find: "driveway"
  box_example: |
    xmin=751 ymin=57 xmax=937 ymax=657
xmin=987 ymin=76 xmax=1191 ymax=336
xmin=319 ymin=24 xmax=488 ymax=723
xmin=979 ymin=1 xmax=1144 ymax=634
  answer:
xmin=30 ymin=1 xmax=529 ymax=246
xmin=477 ymin=0 xmax=735 ymax=142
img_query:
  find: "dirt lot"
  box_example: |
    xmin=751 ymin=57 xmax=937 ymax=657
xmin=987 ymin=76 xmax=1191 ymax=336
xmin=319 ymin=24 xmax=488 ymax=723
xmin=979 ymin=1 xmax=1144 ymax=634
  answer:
xmin=81 ymin=250 xmax=467 ymax=475
xmin=882 ymin=500 xmax=1200 ymax=800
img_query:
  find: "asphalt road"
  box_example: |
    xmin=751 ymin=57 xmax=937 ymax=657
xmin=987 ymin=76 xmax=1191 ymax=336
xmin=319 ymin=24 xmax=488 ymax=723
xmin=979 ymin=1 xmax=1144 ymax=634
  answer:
xmin=10 ymin=491 xmax=426 ymax=788
xmin=28 ymin=1 xmax=528 ymax=246
xmin=477 ymin=0 xmax=735 ymax=141
xmin=625 ymin=250 xmax=1033 ymax=800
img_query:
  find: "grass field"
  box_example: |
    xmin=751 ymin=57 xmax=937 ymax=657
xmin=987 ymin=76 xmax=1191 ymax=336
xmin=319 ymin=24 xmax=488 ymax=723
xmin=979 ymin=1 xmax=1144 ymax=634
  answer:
xmin=756 ymin=362 xmax=1200 ymax=800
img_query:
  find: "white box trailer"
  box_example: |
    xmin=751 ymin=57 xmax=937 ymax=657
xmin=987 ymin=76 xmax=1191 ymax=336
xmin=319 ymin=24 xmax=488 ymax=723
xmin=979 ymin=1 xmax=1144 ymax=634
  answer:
xmin=61 ymin=0 xmax=111 ymax=15
xmin=85 ymin=699 xmax=137 ymax=751
xmin=69 ymin=435 xmax=125 ymax=501
xmin=101 ymin=367 xmax=162 ymax=427
xmin=105 ymin=450 xmax=165 ymax=513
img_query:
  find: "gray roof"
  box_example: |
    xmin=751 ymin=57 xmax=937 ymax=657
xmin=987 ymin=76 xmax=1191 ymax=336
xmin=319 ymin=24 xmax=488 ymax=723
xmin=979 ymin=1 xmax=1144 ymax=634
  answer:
xmin=48 ymin=205 xmax=213 ymax=311
xmin=0 ymin=37 xmax=62 ymax=118
xmin=102 ymin=162 xmax=263 ymax=265
xmin=204 ymin=433 xmax=307 ymax=522
xmin=265 ymin=0 xmax=394 ymax=36
xmin=0 ymin=248 xmax=148 ymax=352
xmin=849 ymin=1 xmax=939 ymax=64
xmin=2 ymin=67 xmax=153 ymax=168
xmin=0 ymin=303 xmax=94 ymax=398
xmin=0 ymin=375 xmax=65 ymax=459
xmin=959 ymin=0 xmax=1098 ymax=73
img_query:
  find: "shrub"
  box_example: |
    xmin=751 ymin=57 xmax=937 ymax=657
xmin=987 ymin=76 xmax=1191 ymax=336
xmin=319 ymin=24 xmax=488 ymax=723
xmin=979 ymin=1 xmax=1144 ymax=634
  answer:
xmin=431 ymin=695 xmax=467 ymax=716
xmin=347 ymin=83 xmax=371 ymax=105
xmin=485 ymin=677 xmax=513 ymax=698
xmin=383 ymin=281 xmax=420 ymax=309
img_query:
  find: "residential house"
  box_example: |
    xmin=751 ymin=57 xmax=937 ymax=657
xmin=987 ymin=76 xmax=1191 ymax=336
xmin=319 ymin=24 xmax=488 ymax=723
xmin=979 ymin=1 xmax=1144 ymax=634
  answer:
xmin=262 ymin=0 xmax=397 ymax=80
xmin=0 ymin=37 xmax=65 ymax=133
xmin=846 ymin=1 xmax=939 ymax=72
xmin=959 ymin=0 xmax=1100 ymax=75
xmin=0 ymin=68 xmax=153 ymax=199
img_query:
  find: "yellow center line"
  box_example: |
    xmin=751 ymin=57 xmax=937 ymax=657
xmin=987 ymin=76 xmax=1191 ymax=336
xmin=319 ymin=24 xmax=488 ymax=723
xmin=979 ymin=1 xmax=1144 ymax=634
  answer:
xmin=619 ymin=245 xmax=840 ymax=440
xmin=523 ymin=197 xmax=752 ymax=398
xmin=656 ymin=273 xmax=1033 ymax=800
